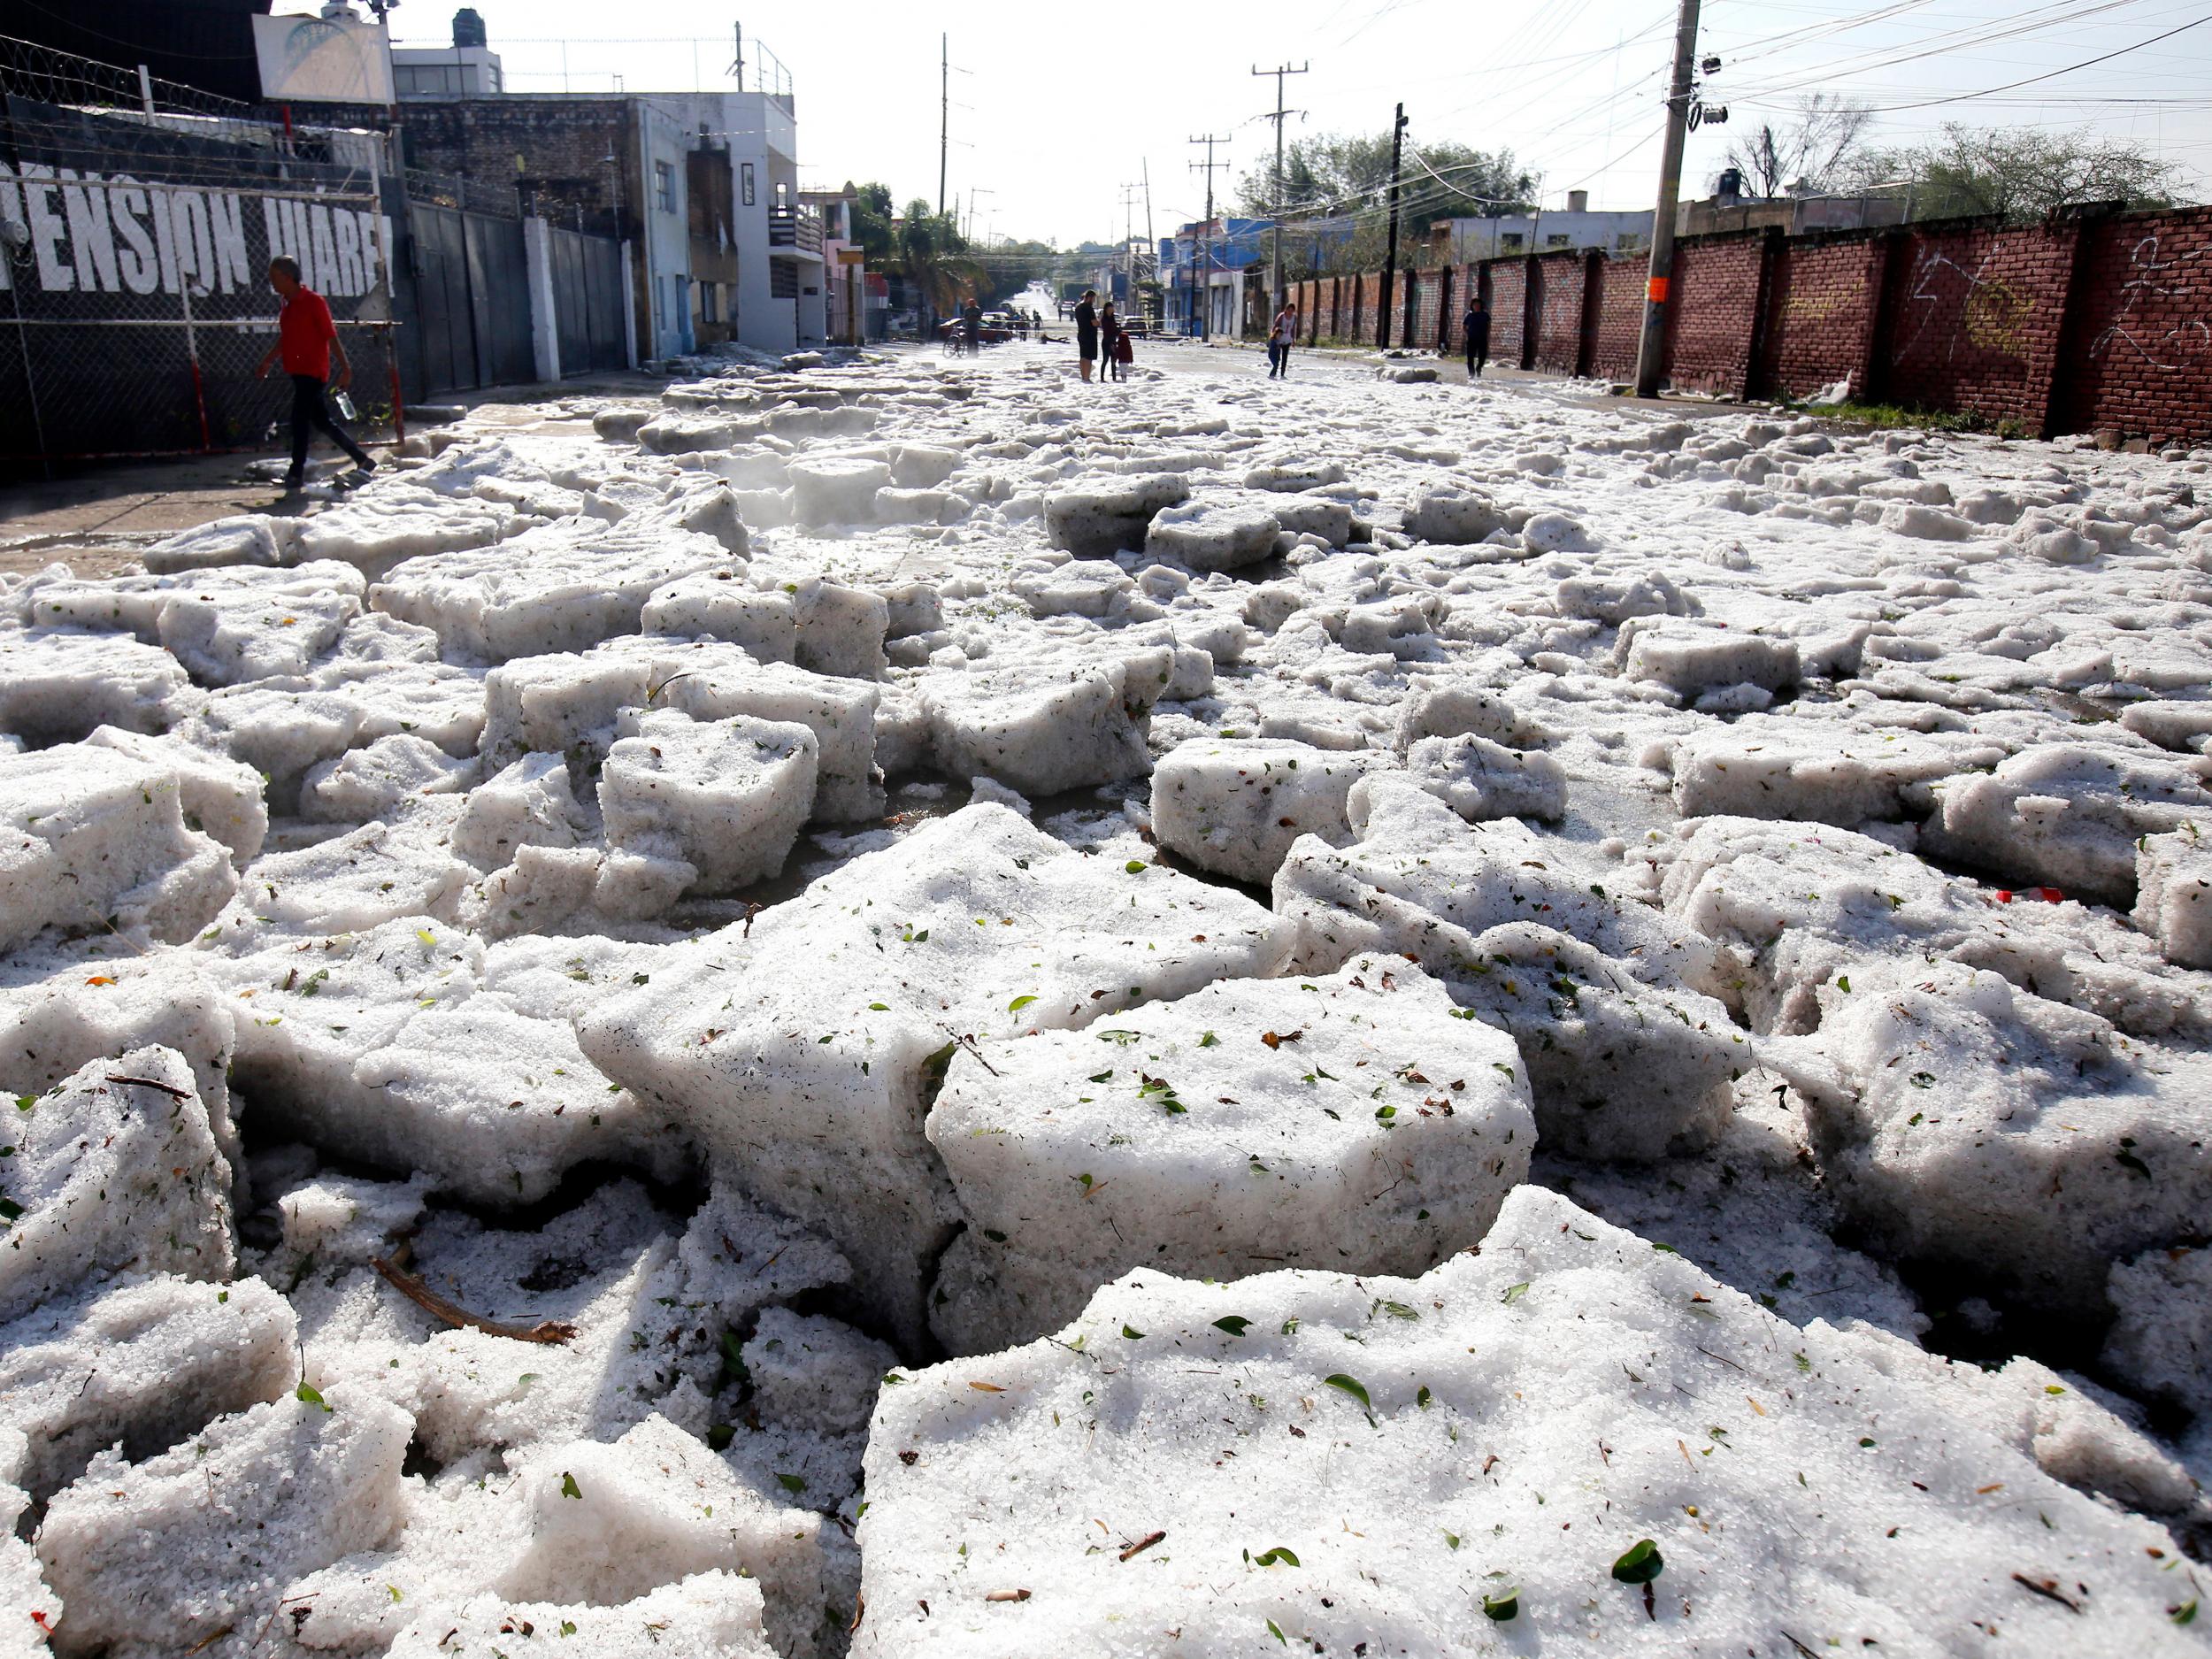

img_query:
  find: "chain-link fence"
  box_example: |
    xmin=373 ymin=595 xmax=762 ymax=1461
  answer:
xmin=1 ymin=32 xmax=403 ymax=471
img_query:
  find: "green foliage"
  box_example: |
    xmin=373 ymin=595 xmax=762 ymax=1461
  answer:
xmin=1869 ymin=124 xmax=2184 ymax=220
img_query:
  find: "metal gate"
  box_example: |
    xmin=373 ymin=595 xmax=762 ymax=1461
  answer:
xmin=549 ymin=226 xmax=627 ymax=376
xmin=400 ymin=201 xmax=533 ymax=396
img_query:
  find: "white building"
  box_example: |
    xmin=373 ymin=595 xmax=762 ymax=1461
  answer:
xmin=392 ymin=7 xmax=503 ymax=97
xmin=1434 ymin=191 xmax=1650 ymax=263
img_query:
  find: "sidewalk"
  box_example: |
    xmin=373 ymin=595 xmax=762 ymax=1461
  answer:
xmin=0 ymin=368 xmax=665 ymax=580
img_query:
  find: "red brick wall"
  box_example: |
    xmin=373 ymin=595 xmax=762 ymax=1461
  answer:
xmin=1532 ymin=251 xmax=1590 ymax=376
xmin=1663 ymin=234 xmax=1766 ymax=396
xmin=1305 ymin=206 xmax=2208 ymax=443
xmin=1756 ymin=234 xmax=1886 ymax=402
xmin=1879 ymin=221 xmax=2076 ymax=425
xmin=1592 ymin=257 xmax=1643 ymax=380
xmin=1488 ymin=259 xmax=1529 ymax=366
xmin=1356 ymin=273 xmax=1384 ymax=345
xmin=2055 ymin=206 xmax=2212 ymax=446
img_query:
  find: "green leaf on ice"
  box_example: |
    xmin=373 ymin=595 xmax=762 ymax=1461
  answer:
xmin=2172 ymin=1600 xmax=2198 ymax=1627
xmin=1009 ymin=995 xmax=1037 ymax=1012
xmin=776 ymin=1472 xmax=807 ymax=1494
xmin=1213 ymin=1316 xmax=1252 ymax=1336
xmin=1610 ymin=1538 xmax=1663 ymax=1584
xmin=1125 ymin=860 xmax=1148 ymax=874
xmin=1501 ymin=1282 xmax=1530 ymax=1304
xmin=1323 ymin=1373 xmax=1372 ymax=1424
xmin=1481 ymin=1589 xmax=1519 ymax=1621
xmin=1122 ymin=1325 xmax=1145 ymax=1340
xmin=560 ymin=1471 xmax=582 ymax=1500
xmin=1266 ymin=1619 xmax=1287 ymax=1645
xmin=295 ymin=1381 xmax=331 ymax=1413
xmin=1249 ymin=1546 xmax=1300 ymax=1567
xmin=1378 ymin=1301 xmax=1419 ymax=1321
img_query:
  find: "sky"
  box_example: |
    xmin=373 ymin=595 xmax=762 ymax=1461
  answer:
xmin=366 ymin=0 xmax=2212 ymax=247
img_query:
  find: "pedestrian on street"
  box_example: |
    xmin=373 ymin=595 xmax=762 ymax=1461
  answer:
xmin=1463 ymin=296 xmax=1492 ymax=380
xmin=1267 ymin=301 xmax=1299 ymax=379
xmin=1074 ymin=289 xmax=1099 ymax=382
xmin=963 ymin=296 xmax=985 ymax=356
xmin=1098 ymin=301 xmax=1121 ymax=387
xmin=256 ymin=255 xmax=373 ymax=491
xmin=1110 ymin=325 xmax=1133 ymax=381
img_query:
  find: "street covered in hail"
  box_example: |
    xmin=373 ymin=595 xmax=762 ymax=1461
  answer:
xmin=4 ymin=339 xmax=2211 ymax=1656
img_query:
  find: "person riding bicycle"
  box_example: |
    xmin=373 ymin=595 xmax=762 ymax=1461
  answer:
xmin=963 ymin=298 xmax=985 ymax=356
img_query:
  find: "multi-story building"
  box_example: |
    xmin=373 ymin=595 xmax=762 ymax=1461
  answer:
xmin=1159 ymin=218 xmax=1271 ymax=339
xmin=1431 ymin=191 xmax=1650 ymax=262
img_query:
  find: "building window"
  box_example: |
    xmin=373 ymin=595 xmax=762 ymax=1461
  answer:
xmin=655 ymin=161 xmax=676 ymax=213
xmin=1501 ymin=234 xmax=1525 ymax=250
xmin=741 ymin=163 xmax=756 ymax=207
xmin=1545 ymin=234 xmax=1571 ymax=250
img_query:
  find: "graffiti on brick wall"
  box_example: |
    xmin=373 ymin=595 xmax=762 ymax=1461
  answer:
xmin=2089 ymin=234 xmax=2210 ymax=373
xmin=1895 ymin=248 xmax=2032 ymax=364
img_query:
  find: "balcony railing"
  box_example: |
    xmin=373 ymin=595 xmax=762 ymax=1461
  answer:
xmin=767 ymin=204 xmax=823 ymax=256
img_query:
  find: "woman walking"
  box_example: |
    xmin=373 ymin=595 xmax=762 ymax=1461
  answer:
xmin=1097 ymin=301 xmax=1121 ymax=387
xmin=1267 ymin=301 xmax=1299 ymax=379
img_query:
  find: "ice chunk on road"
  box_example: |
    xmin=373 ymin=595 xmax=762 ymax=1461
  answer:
xmin=0 ymin=1047 xmax=234 ymax=1325
xmin=856 ymin=1186 xmax=2195 ymax=1659
xmin=1658 ymin=815 xmax=2212 ymax=1039
xmin=1925 ymin=742 xmax=2212 ymax=906
xmin=501 ymin=1415 xmax=828 ymax=1659
xmin=219 ymin=918 xmax=680 ymax=1204
xmin=0 ymin=629 xmax=188 ymax=745
xmin=1802 ymin=961 xmax=2212 ymax=1317
xmin=790 ymin=456 xmax=891 ymax=526
xmin=1042 ymin=473 xmax=1189 ymax=558
xmin=1149 ymin=737 xmax=1379 ymax=885
xmin=0 ymin=744 xmax=235 ymax=951
xmin=81 ymin=726 xmax=267 ymax=862
xmin=0 ymin=950 xmax=242 ymax=1173
xmin=0 ymin=1273 xmax=296 ymax=1503
xmin=599 ymin=709 xmax=818 ymax=894
xmin=641 ymin=573 xmax=797 ymax=663
xmin=2103 ymin=1244 xmax=2212 ymax=1414
xmin=453 ymin=752 xmax=590 ymax=869
xmin=141 ymin=512 xmax=302 ymax=573
xmin=1386 ymin=733 xmax=1567 ymax=822
xmin=1142 ymin=495 xmax=1282 ymax=572
xmin=579 ymin=803 xmax=1288 ymax=1347
xmin=791 ymin=576 xmax=889 ymax=680
xmin=372 ymin=518 xmax=731 ymax=663
xmin=918 ymin=649 xmax=1168 ymax=796
xmin=382 ymin=1574 xmax=778 ymax=1659
xmin=302 ymin=732 xmax=473 ymax=822
xmin=222 ymin=798 xmax=470 ymax=935
xmin=2134 ymin=826 xmax=2212 ymax=967
xmin=1392 ymin=680 xmax=1554 ymax=750
xmin=1666 ymin=720 xmax=2002 ymax=826
xmin=926 ymin=961 xmax=1534 ymax=1354
xmin=1402 ymin=486 xmax=1507 ymax=545
xmin=744 ymin=1309 xmax=898 ymax=1438
xmin=1619 ymin=618 xmax=1801 ymax=698
xmin=36 ymin=1394 xmax=411 ymax=1659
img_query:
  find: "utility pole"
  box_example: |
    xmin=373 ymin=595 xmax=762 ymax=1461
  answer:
xmin=1635 ymin=0 xmax=1702 ymax=398
xmin=1189 ymin=133 xmax=1229 ymax=341
xmin=1377 ymin=104 xmax=1409 ymax=350
xmin=939 ymin=35 xmax=949 ymax=219
xmin=1251 ymin=62 xmax=1309 ymax=311
xmin=1141 ymin=159 xmax=1157 ymax=331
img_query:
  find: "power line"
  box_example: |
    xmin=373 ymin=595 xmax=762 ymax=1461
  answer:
xmin=1252 ymin=60 xmax=1310 ymax=308
xmin=1866 ymin=9 xmax=2212 ymax=110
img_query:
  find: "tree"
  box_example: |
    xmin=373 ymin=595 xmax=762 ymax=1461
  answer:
xmin=894 ymin=197 xmax=985 ymax=330
xmin=841 ymin=180 xmax=897 ymax=263
xmin=1716 ymin=94 xmax=1874 ymax=198
xmin=1235 ymin=129 xmax=1534 ymax=224
xmin=1869 ymin=124 xmax=2185 ymax=219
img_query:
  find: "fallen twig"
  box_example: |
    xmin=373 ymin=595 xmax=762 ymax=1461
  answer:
xmin=105 ymin=1073 xmax=192 ymax=1099
xmin=2011 ymin=1572 xmax=2082 ymax=1614
xmin=371 ymin=1256 xmax=576 ymax=1345
xmin=1119 ymin=1530 xmax=1166 ymax=1562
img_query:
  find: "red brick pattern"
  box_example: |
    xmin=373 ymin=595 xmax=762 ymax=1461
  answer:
xmin=1592 ymin=257 xmax=1644 ymax=380
xmin=1756 ymin=234 xmax=1886 ymax=402
xmin=1532 ymin=251 xmax=1590 ymax=376
xmin=1488 ymin=260 xmax=1529 ymax=366
xmin=2055 ymin=207 xmax=2212 ymax=445
xmin=1663 ymin=234 xmax=1766 ymax=396
xmin=1303 ymin=206 xmax=2208 ymax=442
xmin=1881 ymin=222 xmax=2076 ymax=425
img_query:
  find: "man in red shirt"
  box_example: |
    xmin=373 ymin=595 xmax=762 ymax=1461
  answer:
xmin=256 ymin=256 xmax=374 ymax=490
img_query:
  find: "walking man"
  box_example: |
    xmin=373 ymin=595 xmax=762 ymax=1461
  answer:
xmin=1074 ymin=289 xmax=1099 ymax=382
xmin=256 ymin=256 xmax=373 ymax=490
xmin=1267 ymin=301 xmax=1299 ymax=379
xmin=1463 ymin=295 xmax=1492 ymax=380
